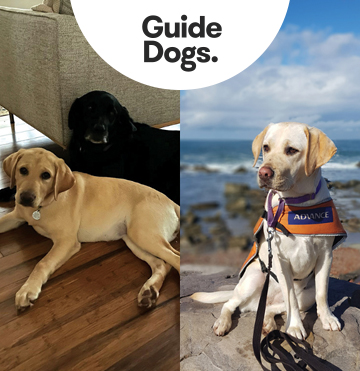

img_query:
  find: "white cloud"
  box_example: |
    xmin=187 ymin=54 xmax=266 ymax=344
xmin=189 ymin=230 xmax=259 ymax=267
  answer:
xmin=181 ymin=27 xmax=360 ymax=139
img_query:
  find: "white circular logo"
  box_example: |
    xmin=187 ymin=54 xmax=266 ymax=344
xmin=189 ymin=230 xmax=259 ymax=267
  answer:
xmin=71 ymin=0 xmax=289 ymax=90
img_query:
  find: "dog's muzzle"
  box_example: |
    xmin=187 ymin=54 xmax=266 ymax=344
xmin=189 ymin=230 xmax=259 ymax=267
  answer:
xmin=85 ymin=126 xmax=109 ymax=144
xmin=258 ymin=166 xmax=274 ymax=187
xmin=19 ymin=191 xmax=36 ymax=207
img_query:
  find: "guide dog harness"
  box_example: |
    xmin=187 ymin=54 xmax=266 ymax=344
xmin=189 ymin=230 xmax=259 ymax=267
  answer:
xmin=240 ymin=181 xmax=347 ymax=279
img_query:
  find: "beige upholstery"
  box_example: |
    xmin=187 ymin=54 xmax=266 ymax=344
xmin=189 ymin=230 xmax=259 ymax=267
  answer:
xmin=0 ymin=1 xmax=38 ymax=8
xmin=0 ymin=7 xmax=179 ymax=147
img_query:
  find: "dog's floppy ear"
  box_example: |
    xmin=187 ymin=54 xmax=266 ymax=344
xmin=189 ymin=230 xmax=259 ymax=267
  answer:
xmin=304 ymin=126 xmax=337 ymax=176
xmin=117 ymin=105 xmax=137 ymax=133
xmin=252 ymin=124 xmax=271 ymax=167
xmin=68 ymin=97 xmax=81 ymax=130
xmin=54 ymin=159 xmax=75 ymax=200
xmin=3 ymin=149 xmax=25 ymax=189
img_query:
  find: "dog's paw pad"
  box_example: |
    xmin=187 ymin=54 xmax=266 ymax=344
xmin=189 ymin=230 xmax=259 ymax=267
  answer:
xmin=138 ymin=286 xmax=159 ymax=308
xmin=213 ymin=317 xmax=231 ymax=336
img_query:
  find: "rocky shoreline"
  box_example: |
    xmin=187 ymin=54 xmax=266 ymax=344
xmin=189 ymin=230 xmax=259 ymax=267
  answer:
xmin=181 ymin=178 xmax=360 ymax=281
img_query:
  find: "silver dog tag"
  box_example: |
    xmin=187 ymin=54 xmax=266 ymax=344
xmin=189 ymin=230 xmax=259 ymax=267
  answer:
xmin=32 ymin=210 xmax=41 ymax=220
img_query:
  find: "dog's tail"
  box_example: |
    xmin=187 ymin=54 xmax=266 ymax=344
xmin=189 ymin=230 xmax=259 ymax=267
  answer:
xmin=191 ymin=291 xmax=234 ymax=303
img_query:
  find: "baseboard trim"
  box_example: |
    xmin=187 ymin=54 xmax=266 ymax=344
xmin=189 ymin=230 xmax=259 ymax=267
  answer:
xmin=153 ymin=119 xmax=180 ymax=129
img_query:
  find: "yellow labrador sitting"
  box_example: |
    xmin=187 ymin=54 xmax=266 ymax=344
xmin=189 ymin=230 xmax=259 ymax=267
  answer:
xmin=0 ymin=148 xmax=180 ymax=310
xmin=193 ymin=122 xmax=346 ymax=340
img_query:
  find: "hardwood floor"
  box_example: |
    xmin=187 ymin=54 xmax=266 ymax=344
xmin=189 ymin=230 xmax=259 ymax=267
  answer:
xmin=0 ymin=115 xmax=180 ymax=371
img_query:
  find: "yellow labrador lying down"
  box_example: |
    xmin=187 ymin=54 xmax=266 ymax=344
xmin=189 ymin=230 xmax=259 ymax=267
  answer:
xmin=0 ymin=148 xmax=180 ymax=310
xmin=192 ymin=122 xmax=347 ymax=340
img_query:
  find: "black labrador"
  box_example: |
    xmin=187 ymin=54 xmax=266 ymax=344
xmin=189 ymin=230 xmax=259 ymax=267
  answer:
xmin=68 ymin=91 xmax=179 ymax=204
xmin=0 ymin=91 xmax=179 ymax=204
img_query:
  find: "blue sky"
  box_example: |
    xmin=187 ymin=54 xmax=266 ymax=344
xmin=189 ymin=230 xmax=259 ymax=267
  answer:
xmin=181 ymin=0 xmax=360 ymax=140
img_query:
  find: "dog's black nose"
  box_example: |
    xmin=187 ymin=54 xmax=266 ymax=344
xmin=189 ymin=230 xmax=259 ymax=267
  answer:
xmin=93 ymin=124 xmax=106 ymax=133
xmin=19 ymin=191 xmax=36 ymax=206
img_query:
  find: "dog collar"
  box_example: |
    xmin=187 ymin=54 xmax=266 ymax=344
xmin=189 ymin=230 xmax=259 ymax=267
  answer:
xmin=31 ymin=193 xmax=55 ymax=221
xmin=267 ymin=179 xmax=322 ymax=229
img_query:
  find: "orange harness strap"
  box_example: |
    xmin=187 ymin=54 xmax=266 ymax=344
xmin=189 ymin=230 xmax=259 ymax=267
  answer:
xmin=240 ymin=200 xmax=347 ymax=278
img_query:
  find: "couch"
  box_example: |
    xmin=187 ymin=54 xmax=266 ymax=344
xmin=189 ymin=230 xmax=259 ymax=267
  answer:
xmin=0 ymin=5 xmax=179 ymax=147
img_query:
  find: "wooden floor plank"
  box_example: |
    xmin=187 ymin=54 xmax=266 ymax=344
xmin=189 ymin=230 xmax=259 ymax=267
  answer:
xmin=69 ymin=298 xmax=180 ymax=371
xmin=106 ymin=322 xmax=180 ymax=371
xmin=2 ymin=275 xmax=179 ymax=371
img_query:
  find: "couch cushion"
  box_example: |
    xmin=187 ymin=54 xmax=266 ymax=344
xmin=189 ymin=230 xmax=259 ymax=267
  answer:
xmin=31 ymin=0 xmax=73 ymax=15
xmin=59 ymin=0 xmax=73 ymax=15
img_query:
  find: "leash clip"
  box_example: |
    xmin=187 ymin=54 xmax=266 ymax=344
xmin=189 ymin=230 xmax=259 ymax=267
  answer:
xmin=266 ymin=227 xmax=275 ymax=270
xmin=267 ymin=227 xmax=275 ymax=242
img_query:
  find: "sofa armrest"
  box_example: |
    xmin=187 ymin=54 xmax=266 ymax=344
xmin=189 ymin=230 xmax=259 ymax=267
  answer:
xmin=0 ymin=6 xmax=77 ymax=145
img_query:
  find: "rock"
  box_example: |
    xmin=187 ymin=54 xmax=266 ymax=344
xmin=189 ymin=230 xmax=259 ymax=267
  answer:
xmin=182 ymin=223 xmax=208 ymax=244
xmin=357 ymin=162 xmax=360 ymax=168
xmin=331 ymin=247 xmax=360 ymax=280
xmin=209 ymin=221 xmax=231 ymax=250
xmin=246 ymin=189 xmax=266 ymax=198
xmin=190 ymin=202 xmax=220 ymax=211
xmin=228 ymin=235 xmax=252 ymax=250
xmin=344 ymin=217 xmax=360 ymax=232
xmin=181 ymin=266 xmax=360 ymax=371
xmin=181 ymin=164 xmax=189 ymax=171
xmin=330 ymin=180 xmax=360 ymax=189
xmin=181 ymin=249 xmax=251 ymax=268
xmin=209 ymin=222 xmax=230 ymax=237
xmin=202 ymin=212 xmax=223 ymax=223
xmin=233 ymin=166 xmax=247 ymax=174
xmin=181 ymin=211 xmax=200 ymax=225
xmin=193 ymin=165 xmax=218 ymax=173
xmin=225 ymin=198 xmax=248 ymax=212
xmin=347 ymin=179 xmax=360 ymax=188
xmin=224 ymin=183 xmax=250 ymax=197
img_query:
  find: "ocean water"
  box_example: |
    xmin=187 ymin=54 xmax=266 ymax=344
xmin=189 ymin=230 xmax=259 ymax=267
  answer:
xmin=181 ymin=139 xmax=360 ymax=211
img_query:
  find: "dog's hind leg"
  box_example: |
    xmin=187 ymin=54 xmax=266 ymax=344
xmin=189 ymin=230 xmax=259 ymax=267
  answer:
xmin=126 ymin=206 xmax=180 ymax=272
xmin=122 ymin=236 xmax=173 ymax=308
xmin=125 ymin=230 xmax=180 ymax=273
xmin=262 ymin=303 xmax=286 ymax=334
xmin=213 ymin=261 xmax=267 ymax=336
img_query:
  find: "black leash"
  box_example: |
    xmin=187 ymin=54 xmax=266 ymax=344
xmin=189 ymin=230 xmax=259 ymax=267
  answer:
xmin=252 ymin=227 xmax=333 ymax=371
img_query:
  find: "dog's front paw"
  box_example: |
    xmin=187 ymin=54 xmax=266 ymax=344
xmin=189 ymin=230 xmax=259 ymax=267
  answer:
xmin=287 ymin=325 xmax=307 ymax=340
xmin=15 ymin=283 xmax=41 ymax=310
xmin=138 ymin=285 xmax=159 ymax=308
xmin=213 ymin=316 xmax=232 ymax=336
xmin=319 ymin=313 xmax=341 ymax=331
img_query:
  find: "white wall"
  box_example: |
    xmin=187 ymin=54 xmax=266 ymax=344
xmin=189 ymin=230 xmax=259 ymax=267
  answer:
xmin=0 ymin=0 xmax=38 ymax=8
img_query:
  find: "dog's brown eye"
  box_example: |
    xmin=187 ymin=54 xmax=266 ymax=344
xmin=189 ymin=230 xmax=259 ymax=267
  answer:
xmin=263 ymin=145 xmax=270 ymax=153
xmin=286 ymin=147 xmax=299 ymax=155
xmin=20 ymin=167 xmax=28 ymax=175
xmin=41 ymin=172 xmax=51 ymax=180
